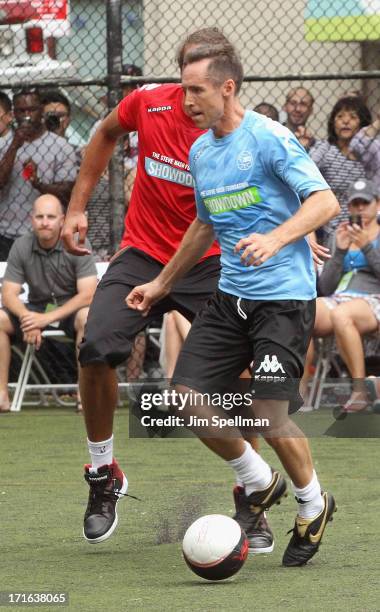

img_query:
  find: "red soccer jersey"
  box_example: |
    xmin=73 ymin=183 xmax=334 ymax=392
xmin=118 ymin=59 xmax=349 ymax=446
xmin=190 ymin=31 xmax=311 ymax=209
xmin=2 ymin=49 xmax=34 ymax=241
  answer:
xmin=117 ymin=83 xmax=220 ymax=264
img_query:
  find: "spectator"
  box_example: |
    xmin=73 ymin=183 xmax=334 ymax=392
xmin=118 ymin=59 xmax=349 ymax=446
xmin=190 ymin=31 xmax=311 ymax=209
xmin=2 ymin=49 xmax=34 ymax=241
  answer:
xmin=42 ymin=90 xmax=71 ymax=139
xmin=302 ymin=179 xmax=380 ymax=413
xmin=0 ymin=87 xmax=77 ymax=260
xmin=42 ymin=90 xmax=83 ymax=171
xmin=0 ymin=92 xmax=13 ymax=140
xmin=253 ymin=102 xmax=279 ymax=122
xmin=309 ymin=96 xmax=372 ymax=242
xmin=283 ymin=86 xmax=315 ymax=150
xmin=350 ymin=108 xmax=380 ymax=191
xmin=0 ymin=194 xmax=97 ymax=413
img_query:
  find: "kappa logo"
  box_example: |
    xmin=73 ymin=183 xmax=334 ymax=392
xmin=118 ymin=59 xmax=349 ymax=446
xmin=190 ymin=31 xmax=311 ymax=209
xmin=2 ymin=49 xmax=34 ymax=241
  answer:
xmin=147 ymin=105 xmax=173 ymax=113
xmin=255 ymin=355 xmax=285 ymax=374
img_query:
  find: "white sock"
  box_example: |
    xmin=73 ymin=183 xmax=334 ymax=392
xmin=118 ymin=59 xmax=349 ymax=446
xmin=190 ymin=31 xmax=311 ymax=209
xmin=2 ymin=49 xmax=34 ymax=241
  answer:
xmin=292 ymin=470 xmax=324 ymax=519
xmin=228 ymin=441 xmax=272 ymax=496
xmin=87 ymin=435 xmax=113 ymax=470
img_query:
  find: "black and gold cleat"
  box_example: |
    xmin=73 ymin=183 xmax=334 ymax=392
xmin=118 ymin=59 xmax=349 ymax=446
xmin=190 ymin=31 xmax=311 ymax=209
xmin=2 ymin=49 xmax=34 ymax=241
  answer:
xmin=282 ymin=491 xmax=337 ymax=567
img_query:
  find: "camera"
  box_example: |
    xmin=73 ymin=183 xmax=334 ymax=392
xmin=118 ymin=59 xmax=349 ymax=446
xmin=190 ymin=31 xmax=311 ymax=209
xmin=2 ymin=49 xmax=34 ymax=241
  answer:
xmin=44 ymin=111 xmax=61 ymax=132
xmin=348 ymin=214 xmax=362 ymax=227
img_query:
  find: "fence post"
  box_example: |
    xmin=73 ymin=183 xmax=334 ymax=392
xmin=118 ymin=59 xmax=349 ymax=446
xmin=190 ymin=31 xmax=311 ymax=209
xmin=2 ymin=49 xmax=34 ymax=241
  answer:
xmin=106 ymin=0 xmax=125 ymax=254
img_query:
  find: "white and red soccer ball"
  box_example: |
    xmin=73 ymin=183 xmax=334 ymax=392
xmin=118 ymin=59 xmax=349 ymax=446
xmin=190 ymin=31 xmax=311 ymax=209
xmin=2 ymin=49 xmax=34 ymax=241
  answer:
xmin=182 ymin=514 xmax=248 ymax=581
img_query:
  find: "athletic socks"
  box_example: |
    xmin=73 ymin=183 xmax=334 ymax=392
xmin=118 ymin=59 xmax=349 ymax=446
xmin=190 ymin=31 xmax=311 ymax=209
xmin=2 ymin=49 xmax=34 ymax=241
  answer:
xmin=292 ymin=469 xmax=324 ymax=519
xmin=87 ymin=435 xmax=114 ymax=470
xmin=228 ymin=441 xmax=272 ymax=496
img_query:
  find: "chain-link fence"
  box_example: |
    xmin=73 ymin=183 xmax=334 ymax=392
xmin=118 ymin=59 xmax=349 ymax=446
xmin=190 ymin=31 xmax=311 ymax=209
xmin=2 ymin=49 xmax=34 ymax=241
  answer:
xmin=0 ymin=0 xmax=379 ymax=401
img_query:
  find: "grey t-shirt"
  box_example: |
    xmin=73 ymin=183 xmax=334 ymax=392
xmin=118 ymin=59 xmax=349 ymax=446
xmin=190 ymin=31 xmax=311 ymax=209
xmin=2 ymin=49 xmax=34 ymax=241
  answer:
xmin=4 ymin=232 xmax=97 ymax=306
xmin=0 ymin=131 xmax=77 ymax=239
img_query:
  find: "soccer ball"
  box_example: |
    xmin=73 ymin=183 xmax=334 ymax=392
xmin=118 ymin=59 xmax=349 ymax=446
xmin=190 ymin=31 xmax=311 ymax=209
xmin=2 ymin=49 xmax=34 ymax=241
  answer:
xmin=182 ymin=514 xmax=248 ymax=581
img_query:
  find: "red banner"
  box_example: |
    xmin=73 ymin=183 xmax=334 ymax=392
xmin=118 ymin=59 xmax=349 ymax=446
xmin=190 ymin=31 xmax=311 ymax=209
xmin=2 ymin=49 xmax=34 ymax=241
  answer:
xmin=32 ymin=1 xmax=68 ymax=21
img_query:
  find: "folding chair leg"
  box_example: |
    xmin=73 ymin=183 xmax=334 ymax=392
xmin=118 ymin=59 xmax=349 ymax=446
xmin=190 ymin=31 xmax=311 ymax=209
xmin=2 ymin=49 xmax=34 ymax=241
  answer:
xmin=10 ymin=344 xmax=35 ymax=412
xmin=308 ymin=356 xmax=323 ymax=409
xmin=313 ymin=356 xmax=331 ymax=411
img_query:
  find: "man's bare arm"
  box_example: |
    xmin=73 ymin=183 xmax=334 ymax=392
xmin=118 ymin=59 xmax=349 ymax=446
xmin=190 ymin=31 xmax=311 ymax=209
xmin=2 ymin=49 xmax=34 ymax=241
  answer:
xmin=2 ymin=280 xmax=30 ymax=319
xmin=0 ymin=130 xmax=29 ymax=189
xmin=61 ymin=108 xmax=126 ymax=255
xmin=20 ymin=275 xmax=97 ymax=333
xmin=32 ymin=179 xmax=74 ymax=205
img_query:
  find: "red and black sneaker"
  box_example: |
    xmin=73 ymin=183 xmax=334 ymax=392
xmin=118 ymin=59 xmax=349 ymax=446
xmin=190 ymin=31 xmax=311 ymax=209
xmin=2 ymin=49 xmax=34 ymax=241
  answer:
xmin=83 ymin=460 xmax=128 ymax=543
xmin=233 ymin=471 xmax=287 ymax=554
xmin=233 ymin=486 xmax=275 ymax=553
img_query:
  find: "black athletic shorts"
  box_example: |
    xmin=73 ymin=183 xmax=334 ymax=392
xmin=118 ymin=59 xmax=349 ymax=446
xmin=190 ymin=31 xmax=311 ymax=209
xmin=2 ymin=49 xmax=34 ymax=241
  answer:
xmin=2 ymin=304 xmax=76 ymax=341
xmin=172 ymin=290 xmax=316 ymax=412
xmin=79 ymin=247 xmax=221 ymax=368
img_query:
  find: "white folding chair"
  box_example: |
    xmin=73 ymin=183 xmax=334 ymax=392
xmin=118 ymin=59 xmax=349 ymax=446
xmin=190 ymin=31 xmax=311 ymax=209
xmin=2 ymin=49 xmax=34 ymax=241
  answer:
xmin=10 ymin=330 xmax=70 ymax=412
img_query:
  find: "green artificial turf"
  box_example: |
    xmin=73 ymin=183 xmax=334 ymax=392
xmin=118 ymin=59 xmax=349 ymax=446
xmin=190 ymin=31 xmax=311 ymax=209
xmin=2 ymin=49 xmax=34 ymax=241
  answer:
xmin=0 ymin=406 xmax=379 ymax=612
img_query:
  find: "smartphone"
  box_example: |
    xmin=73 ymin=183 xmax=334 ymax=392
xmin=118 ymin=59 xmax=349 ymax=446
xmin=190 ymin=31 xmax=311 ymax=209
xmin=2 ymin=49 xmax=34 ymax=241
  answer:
xmin=348 ymin=214 xmax=362 ymax=227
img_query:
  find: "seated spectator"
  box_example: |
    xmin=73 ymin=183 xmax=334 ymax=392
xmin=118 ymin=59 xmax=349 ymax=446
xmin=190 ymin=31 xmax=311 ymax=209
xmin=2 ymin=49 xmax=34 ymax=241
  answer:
xmin=309 ymin=96 xmax=372 ymax=243
xmin=253 ymin=102 xmax=279 ymax=122
xmin=0 ymin=87 xmax=77 ymax=260
xmin=0 ymin=194 xmax=97 ymax=412
xmin=350 ymin=108 xmax=380 ymax=191
xmin=283 ymin=86 xmax=315 ymax=150
xmin=302 ymin=179 xmax=380 ymax=413
xmin=0 ymin=92 xmax=13 ymax=140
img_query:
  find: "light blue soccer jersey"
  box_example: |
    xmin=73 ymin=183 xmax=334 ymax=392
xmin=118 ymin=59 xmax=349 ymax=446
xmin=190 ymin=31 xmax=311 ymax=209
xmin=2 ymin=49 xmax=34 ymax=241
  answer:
xmin=190 ymin=110 xmax=330 ymax=300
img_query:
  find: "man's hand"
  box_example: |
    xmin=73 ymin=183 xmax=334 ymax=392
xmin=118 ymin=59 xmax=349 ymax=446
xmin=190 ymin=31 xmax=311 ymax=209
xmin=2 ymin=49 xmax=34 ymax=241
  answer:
xmin=20 ymin=312 xmax=52 ymax=333
xmin=294 ymin=126 xmax=315 ymax=150
xmin=23 ymin=329 xmax=42 ymax=350
xmin=13 ymin=125 xmax=36 ymax=148
xmin=347 ymin=223 xmax=371 ymax=250
xmin=61 ymin=211 xmax=91 ymax=255
xmin=335 ymin=222 xmax=352 ymax=250
xmin=234 ymin=232 xmax=283 ymax=266
xmin=309 ymin=239 xmax=331 ymax=265
xmin=126 ymin=279 xmax=170 ymax=316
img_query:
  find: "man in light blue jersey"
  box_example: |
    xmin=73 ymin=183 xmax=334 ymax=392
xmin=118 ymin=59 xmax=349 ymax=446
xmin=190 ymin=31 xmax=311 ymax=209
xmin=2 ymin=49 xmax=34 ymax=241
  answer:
xmin=127 ymin=42 xmax=340 ymax=567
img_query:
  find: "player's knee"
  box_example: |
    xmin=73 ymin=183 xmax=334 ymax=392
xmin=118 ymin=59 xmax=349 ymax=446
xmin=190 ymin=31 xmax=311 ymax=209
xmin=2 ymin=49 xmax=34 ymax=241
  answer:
xmin=79 ymin=333 xmax=133 ymax=369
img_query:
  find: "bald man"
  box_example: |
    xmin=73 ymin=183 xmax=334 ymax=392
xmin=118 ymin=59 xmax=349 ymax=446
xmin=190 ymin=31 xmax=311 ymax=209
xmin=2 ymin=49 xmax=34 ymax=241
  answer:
xmin=0 ymin=194 xmax=97 ymax=412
